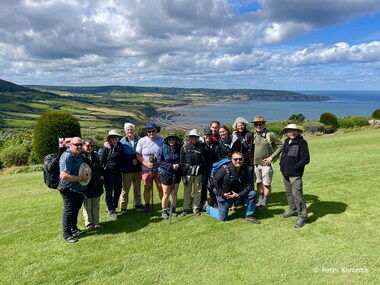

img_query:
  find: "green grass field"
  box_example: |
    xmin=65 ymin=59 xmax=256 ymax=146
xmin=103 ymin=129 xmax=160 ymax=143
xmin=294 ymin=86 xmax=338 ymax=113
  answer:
xmin=1 ymin=128 xmax=379 ymax=284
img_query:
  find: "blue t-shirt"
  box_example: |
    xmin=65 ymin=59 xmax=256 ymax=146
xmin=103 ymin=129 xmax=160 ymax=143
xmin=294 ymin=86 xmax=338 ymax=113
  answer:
xmin=58 ymin=150 xmax=87 ymax=193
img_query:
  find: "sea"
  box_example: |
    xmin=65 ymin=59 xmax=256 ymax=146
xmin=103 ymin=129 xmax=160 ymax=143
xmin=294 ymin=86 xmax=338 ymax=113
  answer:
xmin=171 ymin=91 xmax=380 ymax=125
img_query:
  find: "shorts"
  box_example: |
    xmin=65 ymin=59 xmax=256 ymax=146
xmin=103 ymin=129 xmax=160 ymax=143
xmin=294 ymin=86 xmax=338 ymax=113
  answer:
xmin=160 ymin=174 xmax=181 ymax=186
xmin=254 ymin=164 xmax=274 ymax=186
xmin=141 ymin=170 xmax=161 ymax=186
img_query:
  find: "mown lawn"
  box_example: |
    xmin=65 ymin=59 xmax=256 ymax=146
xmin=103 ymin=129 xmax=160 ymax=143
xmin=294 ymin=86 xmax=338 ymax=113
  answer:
xmin=0 ymin=128 xmax=379 ymax=284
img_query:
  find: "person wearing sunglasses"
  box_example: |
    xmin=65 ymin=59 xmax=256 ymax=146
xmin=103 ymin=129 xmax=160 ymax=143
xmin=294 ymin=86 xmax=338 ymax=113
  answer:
xmin=252 ymin=115 xmax=283 ymax=210
xmin=81 ymin=137 xmax=103 ymax=231
xmin=136 ymin=122 xmax=164 ymax=214
xmin=157 ymin=133 xmax=182 ymax=219
xmin=58 ymin=137 xmax=90 ymax=243
xmin=204 ymin=151 xmax=260 ymax=224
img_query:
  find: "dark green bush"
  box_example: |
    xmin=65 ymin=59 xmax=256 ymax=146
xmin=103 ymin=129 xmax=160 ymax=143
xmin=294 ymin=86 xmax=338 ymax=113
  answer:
xmin=371 ymin=109 xmax=380 ymax=119
xmin=288 ymin=113 xmax=305 ymax=123
xmin=0 ymin=145 xmax=29 ymax=167
xmin=353 ymin=116 xmax=369 ymax=127
xmin=33 ymin=111 xmax=81 ymax=163
xmin=320 ymin=112 xmax=338 ymax=132
xmin=338 ymin=116 xmax=369 ymax=128
xmin=303 ymin=121 xmax=325 ymax=134
xmin=265 ymin=121 xmax=288 ymax=138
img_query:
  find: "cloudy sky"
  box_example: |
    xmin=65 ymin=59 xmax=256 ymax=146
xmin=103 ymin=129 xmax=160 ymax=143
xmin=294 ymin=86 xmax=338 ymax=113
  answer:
xmin=1 ymin=0 xmax=380 ymax=90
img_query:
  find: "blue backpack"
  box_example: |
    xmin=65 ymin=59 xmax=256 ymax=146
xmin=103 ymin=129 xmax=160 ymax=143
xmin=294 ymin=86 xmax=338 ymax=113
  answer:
xmin=209 ymin=158 xmax=231 ymax=187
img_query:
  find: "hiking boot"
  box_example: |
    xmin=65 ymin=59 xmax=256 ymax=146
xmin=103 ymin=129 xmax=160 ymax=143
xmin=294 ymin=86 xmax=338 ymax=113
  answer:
xmin=143 ymin=205 xmax=150 ymax=214
xmin=193 ymin=208 xmax=201 ymax=216
xmin=94 ymin=224 xmax=102 ymax=229
xmin=107 ymin=211 xmax=117 ymax=219
xmin=181 ymin=209 xmax=189 ymax=216
xmin=120 ymin=209 xmax=128 ymax=215
xmin=161 ymin=209 xmax=169 ymax=219
xmin=245 ymin=216 xmax=261 ymax=224
xmin=294 ymin=218 xmax=306 ymax=229
xmin=65 ymin=236 xmax=79 ymax=243
xmin=171 ymin=208 xmax=178 ymax=217
xmin=256 ymin=204 xmax=267 ymax=210
xmin=135 ymin=204 xmax=144 ymax=210
xmin=71 ymin=228 xmax=85 ymax=236
xmin=280 ymin=211 xmax=297 ymax=219
xmin=86 ymin=224 xmax=95 ymax=231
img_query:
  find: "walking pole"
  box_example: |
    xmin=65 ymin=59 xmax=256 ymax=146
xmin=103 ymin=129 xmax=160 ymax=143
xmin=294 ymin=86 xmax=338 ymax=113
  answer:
xmin=169 ymin=184 xmax=174 ymax=224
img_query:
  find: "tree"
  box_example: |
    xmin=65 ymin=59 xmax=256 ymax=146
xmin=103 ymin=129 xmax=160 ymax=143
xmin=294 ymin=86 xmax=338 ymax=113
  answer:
xmin=320 ymin=112 xmax=338 ymax=133
xmin=372 ymin=108 xmax=380 ymax=119
xmin=288 ymin=113 xmax=305 ymax=123
xmin=33 ymin=111 xmax=81 ymax=163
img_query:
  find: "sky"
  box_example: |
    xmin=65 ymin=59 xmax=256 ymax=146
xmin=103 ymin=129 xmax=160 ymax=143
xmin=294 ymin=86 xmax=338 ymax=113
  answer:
xmin=1 ymin=0 xmax=380 ymax=91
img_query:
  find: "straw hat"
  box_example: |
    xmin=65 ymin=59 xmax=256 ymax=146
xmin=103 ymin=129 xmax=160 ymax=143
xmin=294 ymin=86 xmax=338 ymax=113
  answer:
xmin=251 ymin=115 xmax=266 ymax=124
xmin=106 ymin=130 xmax=122 ymax=140
xmin=188 ymin=129 xmax=200 ymax=137
xmin=283 ymin=124 xmax=302 ymax=132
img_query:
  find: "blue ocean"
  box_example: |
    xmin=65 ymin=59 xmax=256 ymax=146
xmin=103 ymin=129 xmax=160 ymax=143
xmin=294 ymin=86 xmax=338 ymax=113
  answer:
xmin=172 ymin=91 xmax=380 ymax=125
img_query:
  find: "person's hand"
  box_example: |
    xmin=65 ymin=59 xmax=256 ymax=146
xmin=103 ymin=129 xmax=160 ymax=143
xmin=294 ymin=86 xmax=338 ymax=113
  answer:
xmin=146 ymin=162 xmax=154 ymax=169
xmin=132 ymin=159 xmax=138 ymax=166
xmin=173 ymin=163 xmax=179 ymax=170
xmin=263 ymin=156 xmax=273 ymax=165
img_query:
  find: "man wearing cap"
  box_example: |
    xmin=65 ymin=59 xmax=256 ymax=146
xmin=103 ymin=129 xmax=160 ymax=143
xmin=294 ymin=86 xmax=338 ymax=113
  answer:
xmin=180 ymin=129 xmax=206 ymax=216
xmin=136 ymin=122 xmax=164 ymax=214
xmin=120 ymin=123 xmax=144 ymax=214
xmin=280 ymin=124 xmax=310 ymax=228
xmin=252 ymin=115 xmax=283 ymax=210
xmin=58 ymin=137 xmax=89 ymax=243
xmin=100 ymin=130 xmax=124 ymax=219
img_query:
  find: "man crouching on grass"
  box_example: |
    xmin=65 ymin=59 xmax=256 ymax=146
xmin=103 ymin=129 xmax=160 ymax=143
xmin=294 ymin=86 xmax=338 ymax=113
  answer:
xmin=205 ymin=151 xmax=260 ymax=224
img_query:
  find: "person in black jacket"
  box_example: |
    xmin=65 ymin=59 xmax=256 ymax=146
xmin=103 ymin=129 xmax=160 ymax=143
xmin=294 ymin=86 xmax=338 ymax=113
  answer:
xmin=205 ymin=151 xmax=260 ymax=224
xmin=279 ymin=124 xmax=310 ymax=228
xmin=82 ymin=137 xmax=103 ymax=230
xmin=100 ymin=130 xmax=124 ymax=219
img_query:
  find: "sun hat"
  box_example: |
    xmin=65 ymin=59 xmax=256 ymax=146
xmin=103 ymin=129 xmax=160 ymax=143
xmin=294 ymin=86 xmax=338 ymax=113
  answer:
xmin=143 ymin=122 xmax=161 ymax=133
xmin=188 ymin=129 xmax=200 ymax=137
xmin=164 ymin=133 xmax=180 ymax=141
xmin=283 ymin=123 xmax=302 ymax=132
xmin=203 ymin=128 xmax=213 ymax=135
xmin=106 ymin=130 xmax=122 ymax=140
xmin=251 ymin=115 xmax=266 ymax=124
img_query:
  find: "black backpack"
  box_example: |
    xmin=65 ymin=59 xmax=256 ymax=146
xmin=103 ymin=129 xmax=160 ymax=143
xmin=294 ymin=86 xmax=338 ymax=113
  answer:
xmin=44 ymin=153 xmax=61 ymax=189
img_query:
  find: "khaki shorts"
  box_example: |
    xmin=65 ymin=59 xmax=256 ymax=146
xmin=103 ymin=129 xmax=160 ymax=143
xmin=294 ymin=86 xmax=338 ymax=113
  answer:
xmin=254 ymin=164 xmax=274 ymax=186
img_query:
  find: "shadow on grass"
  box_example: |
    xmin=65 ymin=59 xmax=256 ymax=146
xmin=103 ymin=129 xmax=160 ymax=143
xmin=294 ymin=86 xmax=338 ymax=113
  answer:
xmin=306 ymin=199 xmax=348 ymax=224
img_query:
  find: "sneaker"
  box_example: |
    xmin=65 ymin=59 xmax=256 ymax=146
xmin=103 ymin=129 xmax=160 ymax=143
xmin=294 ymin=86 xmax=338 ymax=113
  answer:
xmin=94 ymin=224 xmax=102 ymax=229
xmin=256 ymin=204 xmax=267 ymax=210
xmin=86 ymin=224 xmax=95 ymax=231
xmin=171 ymin=208 xmax=178 ymax=217
xmin=280 ymin=211 xmax=297 ymax=219
xmin=135 ymin=204 xmax=144 ymax=210
xmin=193 ymin=208 xmax=201 ymax=216
xmin=120 ymin=209 xmax=128 ymax=215
xmin=107 ymin=211 xmax=117 ymax=219
xmin=181 ymin=209 xmax=189 ymax=216
xmin=294 ymin=218 xmax=306 ymax=228
xmin=65 ymin=236 xmax=78 ymax=243
xmin=161 ymin=209 xmax=169 ymax=219
xmin=71 ymin=228 xmax=85 ymax=236
xmin=245 ymin=216 xmax=261 ymax=224
xmin=143 ymin=205 xmax=150 ymax=214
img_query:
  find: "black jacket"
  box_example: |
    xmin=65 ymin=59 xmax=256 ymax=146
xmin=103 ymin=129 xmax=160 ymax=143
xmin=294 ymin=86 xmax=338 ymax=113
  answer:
xmin=82 ymin=152 xmax=103 ymax=198
xmin=280 ymin=135 xmax=310 ymax=177
xmin=180 ymin=141 xmax=206 ymax=176
xmin=100 ymin=142 xmax=124 ymax=175
xmin=213 ymin=163 xmax=252 ymax=197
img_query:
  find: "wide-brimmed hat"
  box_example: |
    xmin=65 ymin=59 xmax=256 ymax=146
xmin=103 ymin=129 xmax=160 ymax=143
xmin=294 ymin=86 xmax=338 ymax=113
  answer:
xmin=188 ymin=129 xmax=200 ymax=137
xmin=143 ymin=122 xmax=161 ymax=133
xmin=106 ymin=130 xmax=122 ymax=140
xmin=283 ymin=123 xmax=302 ymax=132
xmin=164 ymin=133 xmax=180 ymax=141
xmin=251 ymin=115 xmax=266 ymax=124
xmin=203 ymin=128 xmax=213 ymax=135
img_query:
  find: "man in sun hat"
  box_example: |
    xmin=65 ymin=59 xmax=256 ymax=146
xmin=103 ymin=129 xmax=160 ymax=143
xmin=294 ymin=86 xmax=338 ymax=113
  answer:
xmin=180 ymin=129 xmax=206 ymax=216
xmin=279 ymin=123 xmax=310 ymax=229
xmin=136 ymin=122 xmax=164 ymax=214
xmin=252 ymin=115 xmax=283 ymax=210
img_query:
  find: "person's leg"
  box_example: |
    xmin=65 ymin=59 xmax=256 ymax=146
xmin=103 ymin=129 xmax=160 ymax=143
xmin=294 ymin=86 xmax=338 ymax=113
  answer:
xmin=153 ymin=171 xmax=163 ymax=201
xmin=113 ymin=174 xmax=123 ymax=211
xmin=133 ymin=172 xmax=143 ymax=207
xmin=282 ymin=176 xmax=297 ymax=214
xmin=259 ymin=165 xmax=274 ymax=208
xmin=206 ymin=195 xmax=231 ymax=221
xmin=120 ymin=172 xmax=133 ymax=210
xmin=171 ymin=183 xmax=179 ymax=215
xmin=245 ymin=190 xmax=257 ymax=217
xmin=161 ymin=184 xmax=171 ymax=210
xmin=141 ymin=171 xmax=153 ymax=213
xmin=289 ymin=176 xmax=307 ymax=219
xmin=92 ymin=196 xmax=101 ymax=226
xmin=192 ymin=174 xmax=202 ymax=214
xmin=200 ymin=172 xmax=210 ymax=205
xmin=60 ymin=190 xmax=73 ymax=239
xmin=255 ymin=165 xmax=264 ymax=206
xmin=104 ymin=175 xmax=115 ymax=213
xmin=182 ymin=174 xmax=192 ymax=213
xmin=71 ymin=192 xmax=84 ymax=231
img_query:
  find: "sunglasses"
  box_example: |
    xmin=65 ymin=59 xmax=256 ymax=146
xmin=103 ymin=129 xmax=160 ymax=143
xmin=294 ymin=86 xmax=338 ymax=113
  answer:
xmin=85 ymin=144 xmax=94 ymax=148
xmin=147 ymin=130 xmax=156 ymax=133
xmin=233 ymin=157 xmax=243 ymax=161
xmin=254 ymin=123 xmax=263 ymax=127
xmin=168 ymin=138 xmax=176 ymax=141
xmin=71 ymin=143 xmax=83 ymax=147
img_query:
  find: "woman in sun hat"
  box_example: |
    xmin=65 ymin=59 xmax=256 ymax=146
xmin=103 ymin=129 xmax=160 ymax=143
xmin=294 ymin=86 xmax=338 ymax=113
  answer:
xmin=157 ymin=133 xmax=182 ymax=219
xmin=279 ymin=124 xmax=310 ymax=229
xmin=136 ymin=122 xmax=164 ymax=214
xmin=100 ymin=130 xmax=124 ymax=219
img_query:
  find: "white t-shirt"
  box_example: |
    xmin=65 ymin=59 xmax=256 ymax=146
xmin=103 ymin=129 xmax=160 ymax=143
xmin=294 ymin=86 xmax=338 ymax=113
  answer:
xmin=136 ymin=135 xmax=164 ymax=171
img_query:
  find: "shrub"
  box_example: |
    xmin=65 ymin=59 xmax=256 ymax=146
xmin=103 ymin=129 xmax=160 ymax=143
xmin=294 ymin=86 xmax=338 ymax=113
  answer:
xmin=338 ymin=116 xmax=370 ymax=128
xmin=353 ymin=116 xmax=370 ymax=127
xmin=372 ymin=109 xmax=380 ymax=119
xmin=0 ymin=145 xmax=29 ymax=167
xmin=33 ymin=111 xmax=81 ymax=163
xmin=288 ymin=113 xmax=305 ymax=123
xmin=320 ymin=112 xmax=338 ymax=132
xmin=265 ymin=121 xmax=288 ymax=138
xmin=303 ymin=121 xmax=325 ymax=134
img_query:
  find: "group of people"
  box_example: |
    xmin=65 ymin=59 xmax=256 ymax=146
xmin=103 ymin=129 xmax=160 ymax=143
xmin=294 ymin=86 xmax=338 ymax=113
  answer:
xmin=57 ymin=116 xmax=310 ymax=243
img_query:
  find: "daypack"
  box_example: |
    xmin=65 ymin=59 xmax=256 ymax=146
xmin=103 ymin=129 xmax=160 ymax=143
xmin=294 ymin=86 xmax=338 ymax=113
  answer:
xmin=208 ymin=158 xmax=231 ymax=190
xmin=44 ymin=153 xmax=61 ymax=189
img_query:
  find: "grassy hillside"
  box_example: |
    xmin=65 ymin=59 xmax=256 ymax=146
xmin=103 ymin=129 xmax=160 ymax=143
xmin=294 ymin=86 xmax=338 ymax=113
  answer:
xmin=0 ymin=128 xmax=379 ymax=284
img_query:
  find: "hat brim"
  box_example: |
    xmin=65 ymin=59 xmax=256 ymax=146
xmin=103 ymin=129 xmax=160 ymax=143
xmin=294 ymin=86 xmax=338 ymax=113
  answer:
xmin=164 ymin=135 xmax=180 ymax=141
xmin=143 ymin=126 xmax=161 ymax=133
xmin=251 ymin=120 xmax=267 ymax=124
xmin=283 ymin=127 xmax=302 ymax=132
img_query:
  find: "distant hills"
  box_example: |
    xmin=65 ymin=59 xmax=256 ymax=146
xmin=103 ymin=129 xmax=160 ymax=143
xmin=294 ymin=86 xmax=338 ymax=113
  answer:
xmin=0 ymin=78 xmax=330 ymax=129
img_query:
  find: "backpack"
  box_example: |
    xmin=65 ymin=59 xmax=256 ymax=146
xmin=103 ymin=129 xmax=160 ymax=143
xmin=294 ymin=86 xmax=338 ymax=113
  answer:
xmin=44 ymin=153 xmax=61 ymax=189
xmin=208 ymin=158 xmax=231 ymax=190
